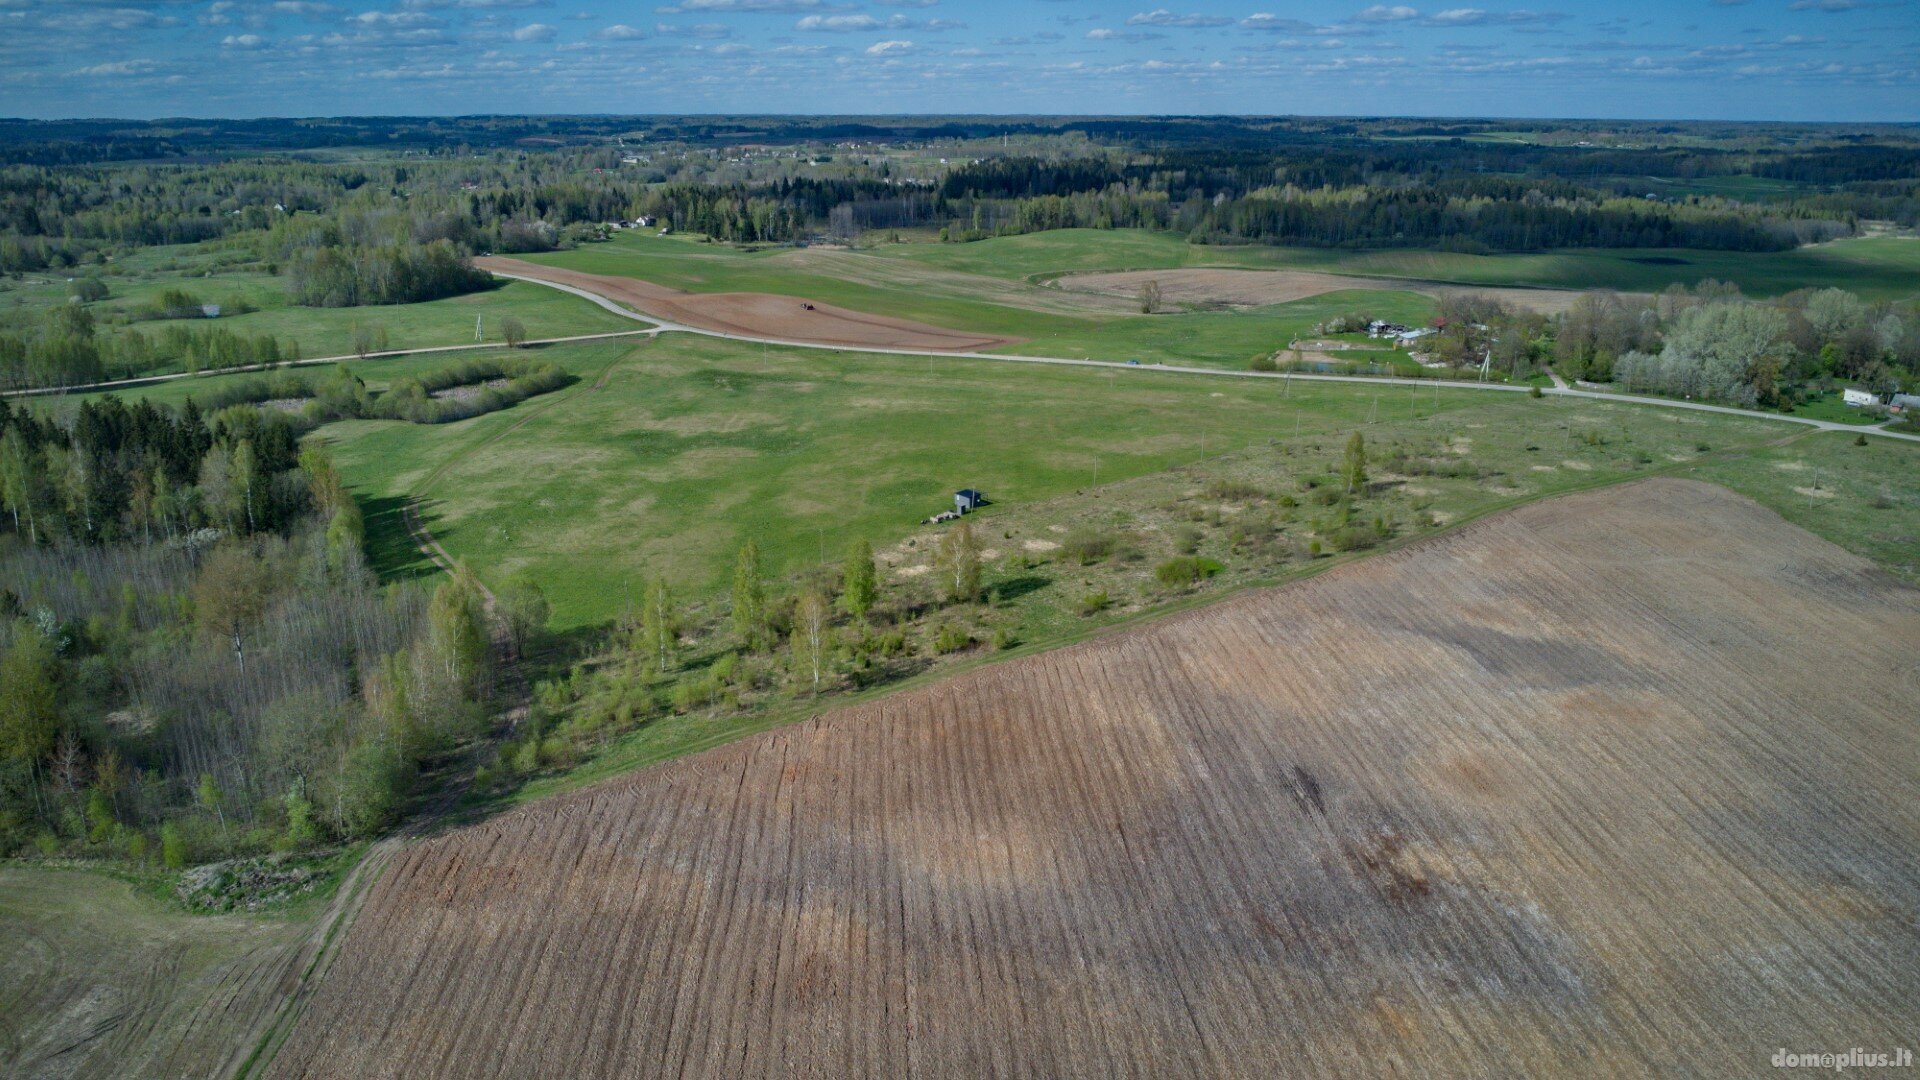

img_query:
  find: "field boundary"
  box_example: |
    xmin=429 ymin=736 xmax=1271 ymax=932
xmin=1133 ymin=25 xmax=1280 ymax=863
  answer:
xmin=482 ymin=268 xmax=1920 ymax=445
xmin=0 ymin=328 xmax=656 ymax=400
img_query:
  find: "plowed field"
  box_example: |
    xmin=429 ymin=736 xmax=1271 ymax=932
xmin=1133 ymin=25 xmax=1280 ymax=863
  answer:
xmin=475 ymin=257 xmax=1017 ymax=352
xmin=1057 ymin=267 xmax=1602 ymax=315
xmin=264 ymin=479 xmax=1920 ymax=1078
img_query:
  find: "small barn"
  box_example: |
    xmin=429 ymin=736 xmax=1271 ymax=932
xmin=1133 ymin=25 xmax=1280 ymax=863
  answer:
xmin=955 ymin=489 xmax=985 ymax=514
xmin=1890 ymin=393 xmax=1920 ymax=414
xmin=1842 ymin=388 xmax=1879 ymax=408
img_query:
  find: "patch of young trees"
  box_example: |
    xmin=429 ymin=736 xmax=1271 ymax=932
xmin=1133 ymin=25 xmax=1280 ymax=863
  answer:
xmin=0 ymin=303 xmax=302 ymax=391
xmin=0 ymin=424 xmax=497 ymax=865
xmin=1554 ymin=282 xmax=1919 ymax=407
xmin=368 ymin=357 xmax=571 ymax=424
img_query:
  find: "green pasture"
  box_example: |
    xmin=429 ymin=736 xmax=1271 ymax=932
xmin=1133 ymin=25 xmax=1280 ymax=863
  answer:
xmin=515 ymin=231 xmax=1438 ymax=368
xmin=0 ymin=242 xmax=641 ymax=368
xmin=877 ymin=229 xmax=1920 ymax=302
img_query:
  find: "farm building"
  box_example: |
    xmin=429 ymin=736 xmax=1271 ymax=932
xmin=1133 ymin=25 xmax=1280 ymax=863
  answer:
xmin=1843 ymin=388 xmax=1879 ymax=407
xmin=955 ymin=489 xmax=985 ymax=513
xmin=1890 ymin=393 xmax=1920 ymax=414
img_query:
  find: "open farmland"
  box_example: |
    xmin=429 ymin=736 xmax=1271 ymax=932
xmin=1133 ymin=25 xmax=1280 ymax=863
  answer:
xmin=0 ymin=868 xmax=310 ymax=1079
xmin=476 ymin=257 xmax=1017 ymax=352
xmin=261 ymin=479 xmax=1920 ymax=1079
xmin=1054 ymin=267 xmax=1600 ymax=316
xmin=879 ymin=228 xmax=1920 ymax=303
xmin=496 ymin=230 xmax=1442 ymax=368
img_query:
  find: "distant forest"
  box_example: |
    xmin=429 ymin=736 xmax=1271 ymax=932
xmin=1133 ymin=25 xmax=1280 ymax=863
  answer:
xmin=3 ymin=114 xmax=1917 ymax=277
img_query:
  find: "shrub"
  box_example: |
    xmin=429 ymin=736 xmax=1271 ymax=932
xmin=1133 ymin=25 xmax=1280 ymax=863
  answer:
xmin=1154 ymin=556 xmax=1223 ymax=588
xmin=370 ymin=357 xmax=571 ymax=424
xmin=1248 ymin=353 xmax=1278 ymax=372
xmin=1323 ymin=525 xmax=1380 ymax=553
xmin=1203 ymin=480 xmax=1265 ymax=502
xmin=160 ymin=821 xmax=188 ymax=869
xmin=932 ymin=623 xmax=973 ymax=654
xmin=1529 ymin=384 xmax=1544 ymax=398
xmin=69 ymin=277 xmax=109 ymax=302
xmin=1060 ymin=529 xmax=1116 ymax=566
xmin=1077 ymin=590 xmax=1111 ymax=616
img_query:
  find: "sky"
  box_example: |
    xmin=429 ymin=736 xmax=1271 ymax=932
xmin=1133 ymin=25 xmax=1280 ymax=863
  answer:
xmin=1 ymin=0 xmax=1916 ymax=122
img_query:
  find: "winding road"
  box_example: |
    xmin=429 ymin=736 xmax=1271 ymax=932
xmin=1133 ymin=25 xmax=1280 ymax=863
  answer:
xmin=9 ymin=266 xmax=1914 ymax=451
xmin=484 ymin=267 xmax=1920 ymax=445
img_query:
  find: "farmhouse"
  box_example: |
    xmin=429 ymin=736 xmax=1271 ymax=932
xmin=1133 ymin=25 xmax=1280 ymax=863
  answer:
xmin=955 ymin=489 xmax=985 ymax=513
xmin=1891 ymin=393 xmax=1920 ymax=414
xmin=1843 ymin=388 xmax=1879 ymax=407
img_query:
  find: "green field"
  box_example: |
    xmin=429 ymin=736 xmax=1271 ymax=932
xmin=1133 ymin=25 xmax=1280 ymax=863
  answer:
xmin=0 ymin=242 xmax=643 ymax=374
xmin=71 ymin=329 xmax=1919 ymax=637
xmin=514 ymin=231 xmax=1437 ymax=368
xmin=318 ymin=335 xmax=1478 ymax=627
xmin=879 ymin=229 xmax=1920 ymax=302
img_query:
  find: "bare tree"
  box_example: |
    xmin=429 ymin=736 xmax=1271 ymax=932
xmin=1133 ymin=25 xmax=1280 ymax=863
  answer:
xmin=501 ymin=317 xmax=528 ymax=349
xmin=791 ymin=588 xmax=832 ymax=692
xmin=1139 ymin=279 xmax=1162 ymax=314
xmin=350 ymin=322 xmax=389 ymax=360
xmin=936 ymin=520 xmax=982 ymax=604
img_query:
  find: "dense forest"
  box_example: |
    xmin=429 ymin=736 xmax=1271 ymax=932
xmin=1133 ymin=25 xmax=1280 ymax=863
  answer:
xmin=5 ymin=116 xmax=1917 ymax=276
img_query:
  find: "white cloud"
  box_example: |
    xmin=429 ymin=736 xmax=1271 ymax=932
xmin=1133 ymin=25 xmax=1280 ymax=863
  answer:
xmin=1239 ymin=13 xmax=1316 ymax=31
xmin=1421 ymin=7 xmax=1566 ymax=26
xmin=597 ymin=23 xmax=645 ymax=38
xmin=354 ymin=10 xmax=438 ymax=26
xmin=654 ymin=21 xmax=732 ymax=36
xmin=796 ymin=13 xmax=879 ymax=30
xmin=71 ymin=59 xmax=161 ymax=77
xmin=222 ymin=33 xmax=268 ymax=48
xmin=1354 ymin=5 xmax=1419 ymax=21
xmin=865 ymin=38 xmax=912 ymax=54
xmin=657 ymin=0 xmax=841 ymax=12
xmin=513 ymin=22 xmax=556 ymax=40
xmin=1127 ymin=8 xmax=1233 ymax=27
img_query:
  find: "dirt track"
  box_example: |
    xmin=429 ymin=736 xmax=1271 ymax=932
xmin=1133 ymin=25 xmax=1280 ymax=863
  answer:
xmin=475 ymin=257 xmax=1017 ymax=352
xmin=262 ymin=479 xmax=1920 ymax=1078
xmin=1058 ymin=267 xmax=1601 ymax=315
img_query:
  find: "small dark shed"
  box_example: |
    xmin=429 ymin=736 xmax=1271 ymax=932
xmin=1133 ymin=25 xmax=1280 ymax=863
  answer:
xmin=955 ymin=489 xmax=985 ymax=513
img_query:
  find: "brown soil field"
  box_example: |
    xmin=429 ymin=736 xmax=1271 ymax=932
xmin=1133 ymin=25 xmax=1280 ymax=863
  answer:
xmin=475 ymin=257 xmax=1017 ymax=352
xmin=1059 ymin=267 xmax=1604 ymax=315
xmin=262 ymin=479 xmax=1920 ymax=1079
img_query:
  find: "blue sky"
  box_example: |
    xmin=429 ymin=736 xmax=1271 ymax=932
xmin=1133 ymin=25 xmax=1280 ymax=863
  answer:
xmin=1 ymin=0 xmax=1915 ymax=121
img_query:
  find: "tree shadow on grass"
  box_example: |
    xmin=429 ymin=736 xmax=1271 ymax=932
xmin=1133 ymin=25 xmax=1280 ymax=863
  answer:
xmin=359 ymin=493 xmax=440 ymax=585
xmin=991 ymin=573 xmax=1053 ymax=603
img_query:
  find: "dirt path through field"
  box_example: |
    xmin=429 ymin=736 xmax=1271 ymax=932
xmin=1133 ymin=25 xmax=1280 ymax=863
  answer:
xmin=1056 ymin=266 xmax=1608 ymax=315
xmin=475 ymin=257 xmax=1018 ymax=352
xmin=260 ymin=478 xmax=1920 ymax=1079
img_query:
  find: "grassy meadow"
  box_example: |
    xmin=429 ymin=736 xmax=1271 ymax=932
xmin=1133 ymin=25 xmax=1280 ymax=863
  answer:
xmin=879 ymin=228 xmax=1920 ymax=301
xmin=64 ymin=329 xmax=1920 ymax=642
xmin=0 ymin=242 xmax=641 ymax=373
xmin=513 ymin=230 xmax=1440 ymax=367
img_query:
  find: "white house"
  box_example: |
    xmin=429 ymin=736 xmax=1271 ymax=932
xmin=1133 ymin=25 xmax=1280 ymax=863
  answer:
xmin=1842 ymin=388 xmax=1878 ymax=408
